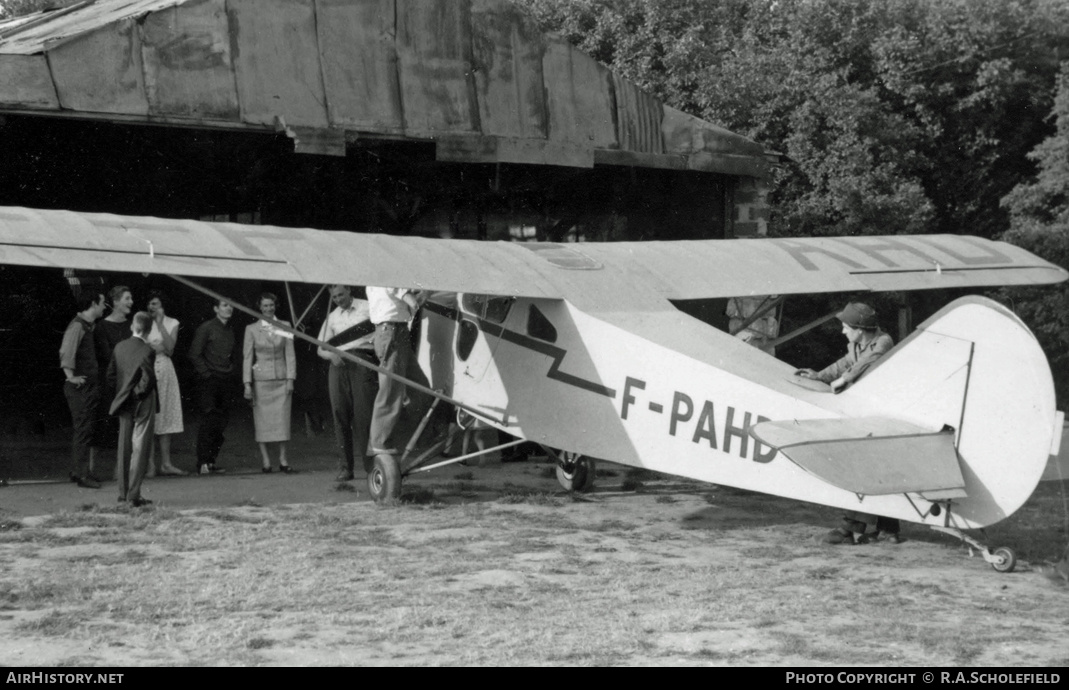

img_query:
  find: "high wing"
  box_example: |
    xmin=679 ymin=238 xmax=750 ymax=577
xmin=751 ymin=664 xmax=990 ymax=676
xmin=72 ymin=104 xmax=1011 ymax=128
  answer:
xmin=0 ymin=207 xmax=1065 ymax=300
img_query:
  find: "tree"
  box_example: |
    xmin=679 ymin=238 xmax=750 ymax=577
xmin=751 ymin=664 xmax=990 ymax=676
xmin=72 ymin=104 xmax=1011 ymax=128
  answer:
xmin=0 ymin=0 xmax=78 ymax=20
xmin=522 ymin=0 xmax=1069 ymax=241
xmin=524 ymin=0 xmax=1069 ymax=382
xmin=999 ymin=61 xmax=1069 ymax=404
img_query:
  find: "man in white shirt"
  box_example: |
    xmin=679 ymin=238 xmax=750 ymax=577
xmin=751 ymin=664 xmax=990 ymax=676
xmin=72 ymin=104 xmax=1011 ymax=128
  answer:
xmin=318 ymin=285 xmax=377 ymax=481
xmin=366 ymin=286 xmax=424 ymax=454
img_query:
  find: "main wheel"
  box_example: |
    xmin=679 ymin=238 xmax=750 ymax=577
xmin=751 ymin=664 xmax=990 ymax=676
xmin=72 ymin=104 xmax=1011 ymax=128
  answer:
xmin=367 ymin=454 xmax=402 ymax=502
xmin=990 ymin=546 xmax=1017 ymax=573
xmin=556 ymin=452 xmax=596 ymax=493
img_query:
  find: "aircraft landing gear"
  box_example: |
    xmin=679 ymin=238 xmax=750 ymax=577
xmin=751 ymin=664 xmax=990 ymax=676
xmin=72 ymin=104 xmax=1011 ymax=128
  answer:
xmin=368 ymin=454 xmax=402 ymax=502
xmin=931 ymin=526 xmax=1018 ymax=573
xmin=990 ymin=546 xmax=1018 ymax=573
xmin=553 ymin=451 xmax=596 ymax=493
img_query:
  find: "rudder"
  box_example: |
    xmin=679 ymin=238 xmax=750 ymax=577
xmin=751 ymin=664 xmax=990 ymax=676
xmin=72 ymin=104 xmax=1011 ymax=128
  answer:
xmin=845 ymin=296 xmax=1057 ymax=528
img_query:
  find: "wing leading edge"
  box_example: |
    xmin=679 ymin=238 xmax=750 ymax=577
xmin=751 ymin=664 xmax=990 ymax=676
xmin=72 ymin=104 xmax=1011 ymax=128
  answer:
xmin=0 ymin=206 xmax=1064 ymax=301
xmin=0 ymin=207 xmax=562 ymax=298
xmin=575 ymin=235 xmax=1068 ymax=300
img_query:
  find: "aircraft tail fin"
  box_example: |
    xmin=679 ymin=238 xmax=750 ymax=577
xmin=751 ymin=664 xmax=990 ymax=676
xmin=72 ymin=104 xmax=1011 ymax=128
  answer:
xmin=777 ymin=296 xmax=1058 ymax=527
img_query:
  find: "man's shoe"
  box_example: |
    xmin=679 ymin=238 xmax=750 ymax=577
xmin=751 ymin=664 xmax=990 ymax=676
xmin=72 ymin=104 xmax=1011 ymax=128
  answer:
xmin=335 ymin=471 xmax=354 ymax=482
xmin=131 ymin=497 xmax=153 ymax=508
xmin=886 ymin=533 xmax=902 ymax=544
xmin=279 ymin=465 xmax=298 ymax=474
xmin=199 ymin=464 xmax=225 ymax=475
xmin=75 ymin=476 xmax=101 ymax=489
xmin=87 ymin=474 xmax=105 ymax=484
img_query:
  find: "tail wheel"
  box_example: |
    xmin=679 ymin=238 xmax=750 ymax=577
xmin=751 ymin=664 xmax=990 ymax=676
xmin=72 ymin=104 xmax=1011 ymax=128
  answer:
xmin=368 ymin=454 xmax=402 ymax=503
xmin=990 ymin=546 xmax=1017 ymax=573
xmin=556 ymin=452 xmax=596 ymax=493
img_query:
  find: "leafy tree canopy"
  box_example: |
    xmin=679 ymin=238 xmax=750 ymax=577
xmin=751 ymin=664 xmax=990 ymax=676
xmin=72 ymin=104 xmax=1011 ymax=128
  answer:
xmin=524 ymin=0 xmax=1069 ymax=240
xmin=0 ymin=0 xmax=78 ymax=20
xmin=999 ymin=62 xmax=1069 ymax=399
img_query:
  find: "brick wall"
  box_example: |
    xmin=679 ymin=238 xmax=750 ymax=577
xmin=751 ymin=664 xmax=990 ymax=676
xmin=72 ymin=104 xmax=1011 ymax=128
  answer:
xmin=732 ymin=177 xmax=770 ymax=237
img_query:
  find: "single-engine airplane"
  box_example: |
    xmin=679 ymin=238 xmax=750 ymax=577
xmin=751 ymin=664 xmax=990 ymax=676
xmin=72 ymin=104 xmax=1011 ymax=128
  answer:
xmin=2 ymin=206 xmax=1066 ymax=572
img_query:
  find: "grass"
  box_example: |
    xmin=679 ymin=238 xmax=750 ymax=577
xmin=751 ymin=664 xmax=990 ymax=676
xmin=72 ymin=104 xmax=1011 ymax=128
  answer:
xmin=402 ymin=487 xmax=439 ymax=505
xmin=246 ymin=636 xmax=274 ymax=650
xmin=16 ymin=609 xmax=93 ymax=637
xmin=0 ymin=481 xmax=1065 ymax=666
xmin=496 ymin=491 xmax=563 ymax=506
xmin=625 ymin=468 xmax=668 ymax=482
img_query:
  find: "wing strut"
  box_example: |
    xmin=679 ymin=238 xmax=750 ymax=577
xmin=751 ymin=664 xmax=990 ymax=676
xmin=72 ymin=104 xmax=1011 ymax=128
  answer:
xmin=729 ymin=295 xmax=784 ymax=336
xmin=165 ymin=273 xmax=508 ymax=426
xmin=766 ymin=309 xmax=838 ymax=349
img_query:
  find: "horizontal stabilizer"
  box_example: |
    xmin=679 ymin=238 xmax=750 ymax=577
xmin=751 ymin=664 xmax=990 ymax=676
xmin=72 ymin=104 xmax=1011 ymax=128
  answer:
xmin=750 ymin=417 xmax=966 ymax=496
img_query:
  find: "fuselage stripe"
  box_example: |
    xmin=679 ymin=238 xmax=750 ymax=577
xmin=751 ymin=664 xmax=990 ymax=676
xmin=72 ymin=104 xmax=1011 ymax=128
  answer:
xmin=422 ymin=301 xmax=616 ymax=399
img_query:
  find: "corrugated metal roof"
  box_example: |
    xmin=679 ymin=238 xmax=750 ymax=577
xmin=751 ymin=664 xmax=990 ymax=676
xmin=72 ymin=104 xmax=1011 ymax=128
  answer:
xmin=0 ymin=0 xmax=769 ymax=176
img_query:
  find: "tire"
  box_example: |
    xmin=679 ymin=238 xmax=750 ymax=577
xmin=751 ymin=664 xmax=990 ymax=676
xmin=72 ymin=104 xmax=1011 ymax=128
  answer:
xmin=991 ymin=546 xmax=1017 ymax=573
xmin=367 ymin=454 xmax=402 ymax=502
xmin=556 ymin=452 xmax=596 ymax=493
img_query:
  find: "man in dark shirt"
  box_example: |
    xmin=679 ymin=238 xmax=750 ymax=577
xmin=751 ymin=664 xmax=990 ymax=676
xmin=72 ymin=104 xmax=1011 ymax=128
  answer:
xmin=188 ymin=299 xmax=237 ymax=475
xmin=59 ymin=291 xmax=107 ymax=489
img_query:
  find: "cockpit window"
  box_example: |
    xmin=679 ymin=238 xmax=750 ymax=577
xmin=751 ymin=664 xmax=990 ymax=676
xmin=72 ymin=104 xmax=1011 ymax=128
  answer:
xmin=461 ymin=293 xmax=514 ymax=324
xmin=526 ymin=304 xmax=557 ymax=343
xmin=456 ymin=320 xmax=479 ymax=361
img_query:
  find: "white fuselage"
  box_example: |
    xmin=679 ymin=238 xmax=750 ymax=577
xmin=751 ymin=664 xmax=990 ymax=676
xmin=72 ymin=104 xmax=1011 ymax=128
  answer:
xmin=417 ymin=294 xmax=1057 ymax=530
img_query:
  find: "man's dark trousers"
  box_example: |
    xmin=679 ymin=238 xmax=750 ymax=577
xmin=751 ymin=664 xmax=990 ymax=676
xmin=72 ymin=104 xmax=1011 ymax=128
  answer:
xmin=328 ymin=357 xmax=376 ymax=475
xmin=196 ymin=374 xmax=237 ymax=468
xmin=64 ymin=380 xmax=99 ymax=479
xmin=117 ymin=393 xmax=154 ymax=502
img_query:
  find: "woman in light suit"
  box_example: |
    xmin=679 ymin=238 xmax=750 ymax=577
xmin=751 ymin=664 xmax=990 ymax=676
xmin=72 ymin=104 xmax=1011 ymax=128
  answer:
xmin=243 ymin=292 xmax=297 ymax=473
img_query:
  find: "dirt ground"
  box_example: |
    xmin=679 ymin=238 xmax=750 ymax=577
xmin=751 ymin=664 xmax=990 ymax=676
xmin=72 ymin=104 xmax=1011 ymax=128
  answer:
xmin=1 ymin=416 xmax=1067 ymax=667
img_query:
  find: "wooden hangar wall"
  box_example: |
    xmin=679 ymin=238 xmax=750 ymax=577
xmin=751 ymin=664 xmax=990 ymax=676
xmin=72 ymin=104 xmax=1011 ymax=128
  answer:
xmin=0 ymin=111 xmax=744 ymax=426
xmin=0 ymin=0 xmax=771 ymax=430
xmin=0 ymin=0 xmax=772 ymax=241
xmin=0 ymin=114 xmax=736 ymax=243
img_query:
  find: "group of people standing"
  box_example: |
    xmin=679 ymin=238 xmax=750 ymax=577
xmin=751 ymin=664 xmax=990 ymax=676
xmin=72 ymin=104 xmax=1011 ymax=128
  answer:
xmin=59 ymin=286 xmax=303 ymax=505
xmin=59 ymin=286 xmax=186 ymax=506
xmin=60 ymin=282 xmax=423 ymax=505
